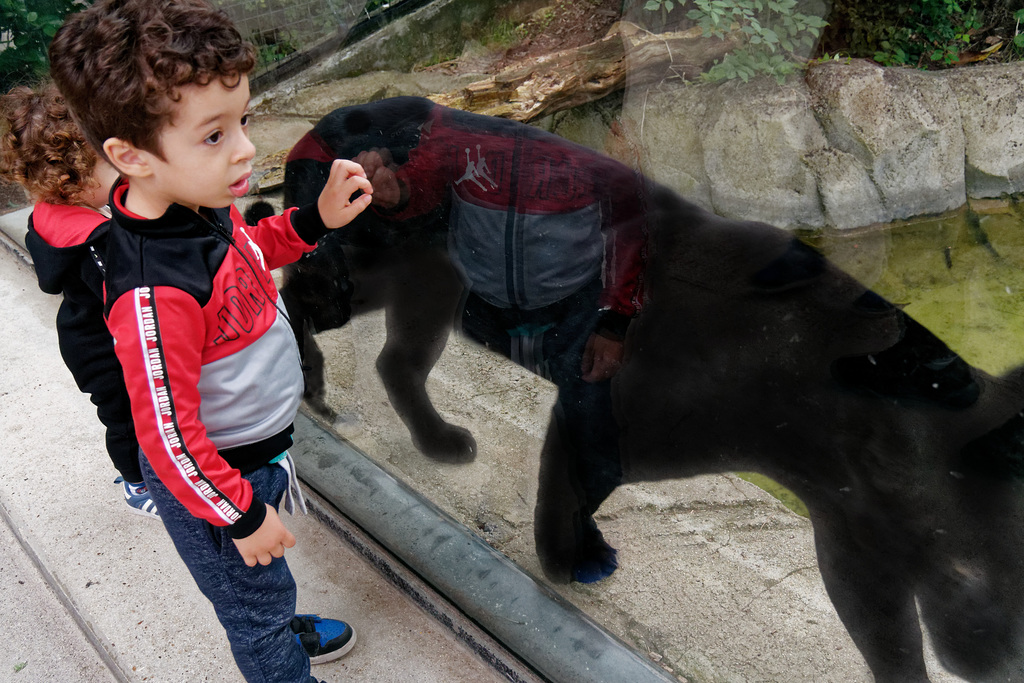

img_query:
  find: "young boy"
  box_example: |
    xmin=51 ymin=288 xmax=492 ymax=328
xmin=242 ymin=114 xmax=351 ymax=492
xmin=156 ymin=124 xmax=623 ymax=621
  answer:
xmin=0 ymin=83 xmax=158 ymax=518
xmin=49 ymin=1 xmax=372 ymax=680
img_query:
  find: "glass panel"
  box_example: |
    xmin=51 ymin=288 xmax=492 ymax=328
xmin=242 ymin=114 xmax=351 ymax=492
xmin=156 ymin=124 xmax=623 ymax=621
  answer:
xmin=243 ymin=1 xmax=1024 ymax=680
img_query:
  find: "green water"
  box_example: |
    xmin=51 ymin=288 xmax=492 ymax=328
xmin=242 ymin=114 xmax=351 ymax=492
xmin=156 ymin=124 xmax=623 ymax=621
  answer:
xmin=815 ymin=203 xmax=1024 ymax=375
xmin=740 ymin=201 xmax=1024 ymax=517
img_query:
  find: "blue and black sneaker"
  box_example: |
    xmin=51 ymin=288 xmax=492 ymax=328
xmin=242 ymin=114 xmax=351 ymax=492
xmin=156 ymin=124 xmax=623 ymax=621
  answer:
xmin=114 ymin=477 xmax=159 ymax=519
xmin=291 ymin=614 xmax=356 ymax=664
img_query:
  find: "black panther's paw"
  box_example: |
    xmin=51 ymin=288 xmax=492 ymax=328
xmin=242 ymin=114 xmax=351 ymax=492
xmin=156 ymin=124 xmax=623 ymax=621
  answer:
xmin=572 ymin=525 xmax=619 ymax=584
xmin=573 ymin=541 xmax=619 ymax=584
xmin=413 ymin=423 xmax=478 ymax=464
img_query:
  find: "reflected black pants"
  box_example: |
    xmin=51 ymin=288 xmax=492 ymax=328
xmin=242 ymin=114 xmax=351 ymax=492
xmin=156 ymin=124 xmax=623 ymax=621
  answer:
xmin=460 ymin=278 xmax=623 ymax=515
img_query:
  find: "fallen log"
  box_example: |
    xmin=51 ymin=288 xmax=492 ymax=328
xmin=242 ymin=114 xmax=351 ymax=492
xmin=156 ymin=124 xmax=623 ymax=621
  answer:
xmin=430 ymin=21 xmax=742 ymax=122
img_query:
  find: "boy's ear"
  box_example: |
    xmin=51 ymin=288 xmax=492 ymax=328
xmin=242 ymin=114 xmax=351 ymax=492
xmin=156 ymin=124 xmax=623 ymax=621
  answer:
xmin=102 ymin=138 xmax=153 ymax=178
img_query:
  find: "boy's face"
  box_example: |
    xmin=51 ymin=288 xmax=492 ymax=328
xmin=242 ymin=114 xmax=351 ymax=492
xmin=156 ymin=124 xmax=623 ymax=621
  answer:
xmin=116 ymin=75 xmax=256 ymax=216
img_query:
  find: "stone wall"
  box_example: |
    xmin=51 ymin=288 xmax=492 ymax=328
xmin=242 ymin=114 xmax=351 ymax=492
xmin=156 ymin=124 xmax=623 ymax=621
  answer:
xmin=253 ymin=0 xmax=1024 ymax=233
xmin=596 ymin=59 xmax=1024 ymax=231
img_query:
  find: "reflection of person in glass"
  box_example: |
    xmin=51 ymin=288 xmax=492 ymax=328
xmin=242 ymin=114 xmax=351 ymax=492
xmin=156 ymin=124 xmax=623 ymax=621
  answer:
xmin=352 ymin=102 xmax=648 ymax=583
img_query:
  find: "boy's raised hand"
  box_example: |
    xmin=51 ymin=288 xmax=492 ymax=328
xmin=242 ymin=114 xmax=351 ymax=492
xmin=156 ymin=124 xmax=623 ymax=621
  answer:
xmin=352 ymin=149 xmax=403 ymax=209
xmin=317 ymin=158 xmax=374 ymax=229
xmin=232 ymin=504 xmax=297 ymax=567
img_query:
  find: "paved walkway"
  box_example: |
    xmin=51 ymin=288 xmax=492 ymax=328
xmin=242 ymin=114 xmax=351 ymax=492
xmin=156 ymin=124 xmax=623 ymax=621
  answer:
xmin=0 ymin=211 xmax=510 ymax=683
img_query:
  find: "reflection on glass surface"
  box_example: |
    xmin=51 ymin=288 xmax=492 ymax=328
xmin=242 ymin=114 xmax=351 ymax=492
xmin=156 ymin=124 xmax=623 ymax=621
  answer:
xmin=280 ymin=98 xmax=644 ymax=588
xmin=260 ymin=96 xmax=1024 ymax=682
xmin=242 ymin=1 xmax=1024 ymax=679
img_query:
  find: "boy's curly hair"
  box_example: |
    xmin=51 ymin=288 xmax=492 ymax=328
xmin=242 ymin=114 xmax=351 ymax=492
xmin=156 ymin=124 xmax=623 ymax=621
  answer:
xmin=49 ymin=0 xmax=256 ymax=162
xmin=0 ymin=83 xmax=98 ymax=205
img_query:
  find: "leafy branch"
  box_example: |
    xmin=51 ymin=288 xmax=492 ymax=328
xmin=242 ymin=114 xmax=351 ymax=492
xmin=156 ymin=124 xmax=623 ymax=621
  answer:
xmin=645 ymin=0 xmax=827 ymax=83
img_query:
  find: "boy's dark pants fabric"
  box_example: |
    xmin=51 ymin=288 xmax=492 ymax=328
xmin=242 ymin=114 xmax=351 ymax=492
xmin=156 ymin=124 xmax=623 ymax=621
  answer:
xmin=141 ymin=456 xmax=312 ymax=683
xmin=460 ymin=277 xmax=623 ymax=516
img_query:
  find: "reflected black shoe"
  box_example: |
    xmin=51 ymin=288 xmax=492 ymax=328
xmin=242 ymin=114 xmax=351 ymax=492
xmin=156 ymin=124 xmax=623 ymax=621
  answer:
xmin=573 ymin=543 xmax=619 ymax=584
xmin=572 ymin=524 xmax=619 ymax=584
xmin=291 ymin=614 xmax=356 ymax=664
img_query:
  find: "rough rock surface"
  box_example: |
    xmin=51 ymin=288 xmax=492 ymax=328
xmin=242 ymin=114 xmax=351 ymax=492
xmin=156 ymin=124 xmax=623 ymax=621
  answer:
xmin=945 ymin=63 xmax=1024 ymax=199
xmin=807 ymin=60 xmax=967 ymax=221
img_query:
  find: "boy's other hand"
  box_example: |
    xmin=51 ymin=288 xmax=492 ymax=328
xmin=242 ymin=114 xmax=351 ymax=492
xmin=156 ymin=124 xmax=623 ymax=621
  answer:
xmin=232 ymin=504 xmax=297 ymax=567
xmin=581 ymin=334 xmax=624 ymax=383
xmin=352 ymin=149 xmax=403 ymax=210
xmin=318 ymin=158 xmax=374 ymax=229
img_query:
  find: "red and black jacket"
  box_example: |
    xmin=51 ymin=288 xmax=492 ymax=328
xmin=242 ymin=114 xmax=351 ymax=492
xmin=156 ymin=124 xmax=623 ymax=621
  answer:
xmin=26 ymin=203 xmax=142 ymax=480
xmin=104 ymin=180 xmax=329 ymax=537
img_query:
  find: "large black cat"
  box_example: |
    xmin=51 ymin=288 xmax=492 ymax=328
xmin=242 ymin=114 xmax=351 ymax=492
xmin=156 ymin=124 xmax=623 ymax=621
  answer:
xmin=255 ymin=97 xmax=1024 ymax=682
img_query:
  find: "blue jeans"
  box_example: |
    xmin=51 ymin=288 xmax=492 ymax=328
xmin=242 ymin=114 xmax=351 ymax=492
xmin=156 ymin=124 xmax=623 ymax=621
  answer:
xmin=141 ymin=456 xmax=312 ymax=683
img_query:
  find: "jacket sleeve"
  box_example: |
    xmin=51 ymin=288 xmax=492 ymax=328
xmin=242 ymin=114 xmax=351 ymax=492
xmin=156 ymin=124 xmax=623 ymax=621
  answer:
xmin=596 ymin=162 xmax=648 ymax=329
xmin=107 ymin=285 xmax=266 ymax=535
xmin=230 ymin=204 xmax=329 ymax=272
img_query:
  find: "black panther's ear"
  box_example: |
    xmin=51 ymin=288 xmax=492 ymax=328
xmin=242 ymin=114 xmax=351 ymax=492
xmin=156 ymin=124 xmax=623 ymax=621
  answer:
xmin=243 ymin=200 xmax=277 ymax=225
xmin=750 ymin=239 xmax=825 ymax=290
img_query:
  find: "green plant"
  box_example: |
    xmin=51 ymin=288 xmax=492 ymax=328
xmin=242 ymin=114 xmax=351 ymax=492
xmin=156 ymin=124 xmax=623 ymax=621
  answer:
xmin=838 ymin=0 xmax=983 ymax=68
xmin=1013 ymin=8 xmax=1024 ymax=57
xmin=643 ymin=0 xmax=678 ymax=26
xmin=876 ymin=0 xmax=982 ymax=66
xmin=482 ymin=17 xmax=528 ymax=49
xmin=0 ymin=0 xmax=85 ymax=91
xmin=252 ymin=31 xmax=298 ymax=69
xmin=648 ymin=0 xmax=828 ymax=84
xmin=808 ymin=51 xmax=852 ymax=66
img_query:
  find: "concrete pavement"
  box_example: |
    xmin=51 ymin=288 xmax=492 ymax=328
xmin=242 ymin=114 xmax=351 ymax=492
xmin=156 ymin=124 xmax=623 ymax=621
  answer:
xmin=0 ymin=210 xmax=519 ymax=683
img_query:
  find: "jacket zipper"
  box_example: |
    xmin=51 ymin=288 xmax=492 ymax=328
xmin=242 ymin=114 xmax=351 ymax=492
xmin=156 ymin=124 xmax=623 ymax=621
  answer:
xmin=504 ymin=135 xmax=523 ymax=307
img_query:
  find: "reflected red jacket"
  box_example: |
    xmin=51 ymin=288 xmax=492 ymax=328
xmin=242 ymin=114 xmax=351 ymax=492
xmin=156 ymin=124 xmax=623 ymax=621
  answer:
xmin=388 ymin=104 xmax=648 ymax=331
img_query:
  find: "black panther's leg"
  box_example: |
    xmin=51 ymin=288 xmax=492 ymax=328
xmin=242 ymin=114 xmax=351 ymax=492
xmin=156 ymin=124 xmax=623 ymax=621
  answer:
xmin=916 ymin=422 xmax=1024 ymax=680
xmin=916 ymin=556 xmax=1024 ymax=682
xmin=809 ymin=506 xmax=930 ymax=682
xmin=534 ymin=406 xmax=588 ymax=583
xmin=462 ymin=281 xmax=623 ymax=582
xmin=371 ymin=246 xmax=477 ymax=462
xmin=277 ymin=242 xmax=353 ymax=421
xmin=296 ymin=319 xmax=335 ymax=421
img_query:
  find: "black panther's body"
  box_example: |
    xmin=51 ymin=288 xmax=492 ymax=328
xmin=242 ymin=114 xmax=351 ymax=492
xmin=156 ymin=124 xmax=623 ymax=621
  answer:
xmin=260 ymin=98 xmax=1024 ymax=682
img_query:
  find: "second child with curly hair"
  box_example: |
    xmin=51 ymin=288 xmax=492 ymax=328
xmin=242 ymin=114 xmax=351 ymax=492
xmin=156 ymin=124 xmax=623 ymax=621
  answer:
xmin=0 ymin=82 xmax=158 ymax=517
